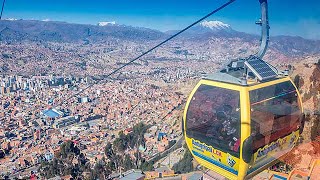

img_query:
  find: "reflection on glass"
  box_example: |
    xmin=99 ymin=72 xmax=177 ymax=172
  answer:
xmin=186 ymin=85 xmax=241 ymax=157
xmin=250 ymin=81 xmax=301 ymax=151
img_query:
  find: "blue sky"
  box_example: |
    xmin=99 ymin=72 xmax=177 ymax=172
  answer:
xmin=3 ymin=0 xmax=320 ymax=39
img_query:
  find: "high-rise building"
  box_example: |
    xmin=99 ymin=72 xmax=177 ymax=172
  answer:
xmin=6 ymin=87 xmax=11 ymax=93
xmin=1 ymin=87 xmax=5 ymax=94
xmin=12 ymin=84 xmax=17 ymax=91
xmin=34 ymin=129 xmax=41 ymax=141
xmin=78 ymin=97 xmax=89 ymax=103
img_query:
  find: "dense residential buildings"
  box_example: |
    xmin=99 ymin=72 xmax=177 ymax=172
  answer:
xmin=0 ymin=70 xmax=187 ymax=177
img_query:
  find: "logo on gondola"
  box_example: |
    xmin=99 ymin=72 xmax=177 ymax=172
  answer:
xmin=192 ymin=139 xmax=212 ymax=152
xmin=192 ymin=139 xmax=222 ymax=157
xmin=227 ymin=154 xmax=236 ymax=167
xmin=256 ymin=132 xmax=298 ymax=160
xmin=257 ymin=138 xmax=287 ymax=159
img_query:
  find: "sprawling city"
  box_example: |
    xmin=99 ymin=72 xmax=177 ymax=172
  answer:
xmin=1 ymin=0 xmax=320 ymax=179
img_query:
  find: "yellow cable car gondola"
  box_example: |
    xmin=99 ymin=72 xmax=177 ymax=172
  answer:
xmin=183 ymin=0 xmax=305 ymax=179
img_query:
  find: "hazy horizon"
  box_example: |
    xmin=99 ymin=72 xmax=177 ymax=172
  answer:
xmin=2 ymin=0 xmax=320 ymax=40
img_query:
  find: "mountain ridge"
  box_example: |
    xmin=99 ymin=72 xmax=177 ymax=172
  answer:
xmin=0 ymin=19 xmax=319 ymax=58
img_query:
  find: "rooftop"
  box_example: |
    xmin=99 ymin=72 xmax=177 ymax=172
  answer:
xmin=42 ymin=108 xmax=63 ymax=118
xmin=203 ymin=72 xmax=243 ymax=85
xmin=119 ymin=169 xmax=145 ymax=180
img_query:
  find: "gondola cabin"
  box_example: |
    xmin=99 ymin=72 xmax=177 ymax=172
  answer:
xmin=183 ymin=57 xmax=304 ymax=179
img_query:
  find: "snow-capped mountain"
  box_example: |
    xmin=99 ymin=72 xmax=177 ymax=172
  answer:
xmin=199 ymin=20 xmax=231 ymax=30
xmin=97 ymin=21 xmax=116 ymax=26
xmin=192 ymin=20 xmax=233 ymax=34
xmin=0 ymin=19 xmax=319 ymax=58
xmin=165 ymin=20 xmax=235 ymax=37
xmin=4 ymin=18 xmax=18 ymax=21
xmin=0 ymin=19 xmax=166 ymax=42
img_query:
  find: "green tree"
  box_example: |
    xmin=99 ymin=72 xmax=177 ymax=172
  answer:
xmin=140 ymin=159 xmax=154 ymax=171
xmin=104 ymin=142 xmax=114 ymax=158
xmin=38 ymin=141 xmax=88 ymax=179
xmin=103 ymin=123 xmax=151 ymax=174
xmin=59 ymin=140 xmax=80 ymax=158
xmin=123 ymin=155 xmax=134 ymax=170
xmin=173 ymin=149 xmax=193 ymax=174
xmin=91 ymin=159 xmax=111 ymax=180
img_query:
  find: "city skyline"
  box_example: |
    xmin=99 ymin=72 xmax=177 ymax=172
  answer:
xmin=2 ymin=0 xmax=320 ymax=39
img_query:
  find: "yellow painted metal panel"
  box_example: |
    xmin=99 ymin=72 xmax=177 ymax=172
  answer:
xmin=247 ymin=77 xmax=290 ymax=91
xmin=183 ymin=77 xmax=303 ymax=179
xmin=238 ymin=87 xmax=250 ymax=179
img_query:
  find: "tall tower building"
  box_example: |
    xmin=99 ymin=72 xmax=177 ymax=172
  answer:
xmin=34 ymin=129 xmax=41 ymax=141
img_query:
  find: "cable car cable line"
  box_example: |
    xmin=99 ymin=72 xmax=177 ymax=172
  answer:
xmin=0 ymin=0 xmax=6 ymax=20
xmin=59 ymin=0 xmax=236 ymax=106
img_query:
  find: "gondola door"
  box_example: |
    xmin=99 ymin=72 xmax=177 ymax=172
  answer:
xmin=246 ymin=79 xmax=302 ymax=177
